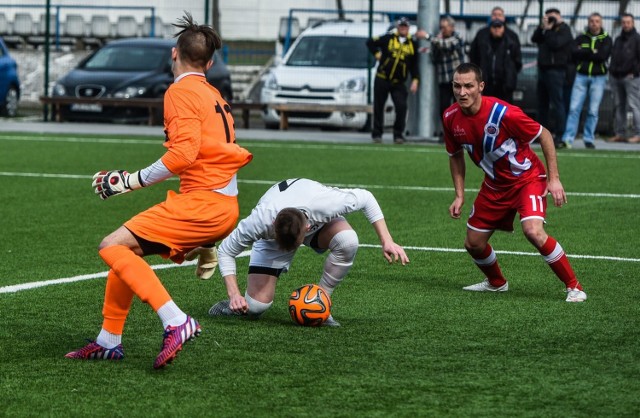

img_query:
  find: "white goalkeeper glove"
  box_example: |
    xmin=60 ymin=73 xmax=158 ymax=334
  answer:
xmin=184 ymin=246 xmax=218 ymax=280
xmin=92 ymin=170 xmax=144 ymax=200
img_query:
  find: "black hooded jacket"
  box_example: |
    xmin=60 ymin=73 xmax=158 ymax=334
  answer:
xmin=609 ymin=27 xmax=640 ymax=78
xmin=470 ymin=26 xmax=522 ymax=90
xmin=572 ymin=29 xmax=612 ymax=76
xmin=367 ymin=31 xmax=420 ymax=84
xmin=531 ymin=22 xmax=573 ymax=69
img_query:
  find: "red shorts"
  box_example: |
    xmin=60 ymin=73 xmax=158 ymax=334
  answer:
xmin=467 ymin=179 xmax=547 ymax=232
xmin=125 ymin=190 xmax=239 ymax=263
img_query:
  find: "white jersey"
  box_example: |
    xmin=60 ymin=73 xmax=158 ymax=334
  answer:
xmin=218 ymin=178 xmax=384 ymax=276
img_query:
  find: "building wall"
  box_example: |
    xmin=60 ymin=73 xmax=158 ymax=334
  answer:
xmin=1 ymin=0 xmax=636 ymax=41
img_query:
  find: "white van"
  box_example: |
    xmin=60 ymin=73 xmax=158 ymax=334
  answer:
xmin=260 ymin=20 xmax=392 ymax=130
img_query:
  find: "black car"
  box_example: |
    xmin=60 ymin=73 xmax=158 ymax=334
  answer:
xmin=52 ymin=38 xmax=232 ymax=124
xmin=513 ymin=46 xmax=614 ymax=136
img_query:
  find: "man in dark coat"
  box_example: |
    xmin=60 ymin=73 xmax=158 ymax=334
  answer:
xmin=531 ymin=8 xmax=574 ymax=145
xmin=608 ymin=13 xmax=640 ymax=143
xmin=469 ymin=11 xmax=522 ymax=102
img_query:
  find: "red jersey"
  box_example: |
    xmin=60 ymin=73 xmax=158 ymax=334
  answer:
xmin=443 ymin=96 xmax=546 ymax=190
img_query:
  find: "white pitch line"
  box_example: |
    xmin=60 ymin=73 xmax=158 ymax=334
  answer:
xmin=2 ymin=134 xmax=640 ymax=159
xmin=1 ymin=171 xmax=639 ymax=199
xmin=1 ymin=246 xmax=638 ymax=295
xmin=0 ymin=250 xmax=249 ymax=294
xmin=360 ymin=244 xmax=640 ymax=262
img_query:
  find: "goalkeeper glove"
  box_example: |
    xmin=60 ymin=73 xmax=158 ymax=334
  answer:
xmin=92 ymin=170 xmax=144 ymax=200
xmin=185 ymin=246 xmax=218 ymax=280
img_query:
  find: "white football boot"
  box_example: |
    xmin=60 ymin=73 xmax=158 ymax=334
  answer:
xmin=565 ymin=288 xmax=587 ymax=302
xmin=322 ymin=315 xmax=341 ymax=327
xmin=463 ymin=278 xmax=509 ymax=292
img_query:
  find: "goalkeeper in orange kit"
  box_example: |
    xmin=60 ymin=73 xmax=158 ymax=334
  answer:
xmin=65 ymin=13 xmax=252 ymax=369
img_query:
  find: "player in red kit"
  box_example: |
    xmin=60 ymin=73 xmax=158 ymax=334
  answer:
xmin=443 ymin=62 xmax=586 ymax=302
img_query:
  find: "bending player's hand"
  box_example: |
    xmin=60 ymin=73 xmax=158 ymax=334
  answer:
xmin=92 ymin=170 xmax=143 ymax=200
xmin=546 ymin=178 xmax=567 ymax=207
xmin=449 ymin=196 xmax=464 ymax=219
xmin=184 ymin=246 xmax=218 ymax=280
xmin=381 ymin=241 xmax=410 ymax=265
xmin=229 ymin=294 xmax=248 ymax=314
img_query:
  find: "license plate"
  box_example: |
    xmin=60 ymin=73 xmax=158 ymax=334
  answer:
xmin=70 ymin=103 xmax=103 ymax=112
xmin=513 ymin=91 xmax=524 ymax=101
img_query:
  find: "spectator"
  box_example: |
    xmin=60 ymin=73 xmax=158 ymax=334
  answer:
xmin=366 ymin=17 xmax=427 ymax=144
xmin=608 ymin=13 xmax=640 ymax=143
xmin=431 ymin=15 xmax=465 ymax=139
xmin=469 ymin=7 xmax=522 ymax=102
xmin=531 ymin=8 xmax=574 ymax=146
xmin=560 ymin=13 xmax=612 ymax=149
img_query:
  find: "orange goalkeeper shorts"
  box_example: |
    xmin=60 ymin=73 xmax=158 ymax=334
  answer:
xmin=124 ymin=189 xmax=239 ymax=263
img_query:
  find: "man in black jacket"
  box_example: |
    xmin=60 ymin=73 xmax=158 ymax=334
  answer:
xmin=367 ymin=17 xmax=426 ymax=144
xmin=469 ymin=8 xmax=522 ymax=102
xmin=531 ymin=8 xmax=574 ymax=145
xmin=560 ymin=12 xmax=612 ymax=149
xmin=608 ymin=13 xmax=640 ymax=143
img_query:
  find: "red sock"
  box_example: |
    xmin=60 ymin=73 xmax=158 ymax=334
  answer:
xmin=471 ymin=244 xmax=506 ymax=287
xmin=99 ymin=245 xmax=172 ymax=311
xmin=538 ymin=237 xmax=581 ymax=289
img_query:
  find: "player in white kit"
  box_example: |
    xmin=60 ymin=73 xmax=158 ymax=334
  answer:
xmin=207 ymin=178 xmax=409 ymax=326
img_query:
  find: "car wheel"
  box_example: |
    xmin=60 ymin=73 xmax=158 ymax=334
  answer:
xmin=2 ymin=85 xmax=19 ymax=117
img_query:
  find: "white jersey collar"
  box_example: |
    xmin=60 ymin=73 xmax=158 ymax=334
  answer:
xmin=174 ymin=72 xmax=205 ymax=83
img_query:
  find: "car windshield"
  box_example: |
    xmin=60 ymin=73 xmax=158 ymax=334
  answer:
xmin=286 ymin=36 xmax=370 ymax=69
xmin=83 ymin=45 xmax=168 ymax=71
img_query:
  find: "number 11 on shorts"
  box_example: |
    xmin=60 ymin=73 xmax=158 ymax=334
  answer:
xmin=529 ymin=194 xmax=545 ymax=212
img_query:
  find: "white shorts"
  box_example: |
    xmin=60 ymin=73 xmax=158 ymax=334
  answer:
xmin=248 ymin=217 xmax=346 ymax=276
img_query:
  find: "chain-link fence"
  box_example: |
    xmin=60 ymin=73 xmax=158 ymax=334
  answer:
xmin=1 ymin=0 xmax=638 ymax=129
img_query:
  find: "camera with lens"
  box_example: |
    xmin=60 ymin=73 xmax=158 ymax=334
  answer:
xmin=547 ymin=16 xmax=557 ymax=25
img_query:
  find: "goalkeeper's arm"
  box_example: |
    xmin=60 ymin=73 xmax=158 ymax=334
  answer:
xmin=92 ymin=158 xmax=174 ymax=200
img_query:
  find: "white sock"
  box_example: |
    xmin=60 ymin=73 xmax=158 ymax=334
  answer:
xmin=319 ymin=230 xmax=359 ymax=296
xmin=157 ymin=300 xmax=187 ymax=329
xmin=96 ymin=328 xmax=122 ymax=349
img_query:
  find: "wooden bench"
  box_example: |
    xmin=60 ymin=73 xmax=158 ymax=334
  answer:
xmin=40 ymin=96 xmax=267 ymax=129
xmin=269 ymin=103 xmax=373 ymax=130
xmin=230 ymin=102 xmax=266 ymax=129
xmin=39 ymin=96 xmax=164 ymax=126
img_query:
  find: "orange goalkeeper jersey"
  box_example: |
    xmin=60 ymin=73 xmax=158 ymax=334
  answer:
xmin=162 ymin=73 xmax=252 ymax=193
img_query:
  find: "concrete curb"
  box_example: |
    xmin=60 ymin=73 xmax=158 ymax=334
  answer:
xmin=1 ymin=119 xmax=639 ymax=151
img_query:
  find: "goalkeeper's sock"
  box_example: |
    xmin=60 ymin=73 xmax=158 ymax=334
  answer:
xmin=96 ymin=328 xmax=122 ymax=349
xmin=157 ymin=300 xmax=188 ymax=328
xmin=102 ymin=269 xmax=134 ymax=335
xmin=538 ymin=237 xmax=580 ymax=289
xmin=471 ymin=244 xmax=506 ymax=287
xmin=99 ymin=245 xmax=172 ymax=311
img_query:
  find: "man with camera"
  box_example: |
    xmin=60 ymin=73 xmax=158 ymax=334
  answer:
xmin=531 ymin=8 xmax=574 ymax=146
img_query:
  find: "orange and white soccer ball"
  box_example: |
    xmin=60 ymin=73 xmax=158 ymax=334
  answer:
xmin=288 ymin=284 xmax=332 ymax=326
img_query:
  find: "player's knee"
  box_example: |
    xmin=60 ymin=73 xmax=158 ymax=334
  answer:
xmin=329 ymin=229 xmax=359 ymax=263
xmin=522 ymin=225 xmax=546 ymax=247
xmin=464 ymin=239 xmax=484 ymax=256
xmin=245 ymin=292 xmax=273 ymax=317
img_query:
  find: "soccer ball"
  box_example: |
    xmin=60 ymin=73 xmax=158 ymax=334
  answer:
xmin=288 ymin=284 xmax=332 ymax=326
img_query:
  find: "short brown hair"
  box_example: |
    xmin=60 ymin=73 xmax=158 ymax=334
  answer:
xmin=173 ymin=12 xmax=222 ymax=69
xmin=454 ymin=62 xmax=484 ymax=83
xmin=274 ymin=208 xmax=307 ymax=252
